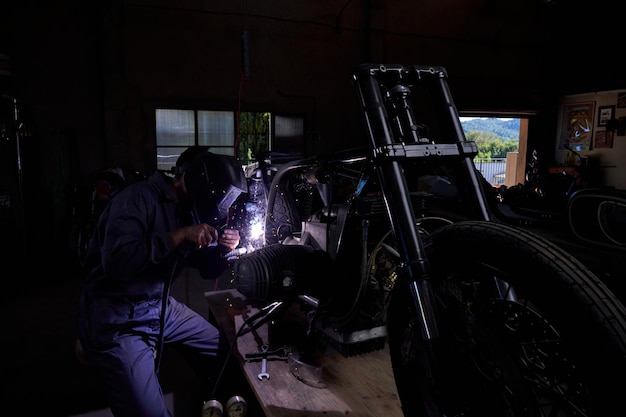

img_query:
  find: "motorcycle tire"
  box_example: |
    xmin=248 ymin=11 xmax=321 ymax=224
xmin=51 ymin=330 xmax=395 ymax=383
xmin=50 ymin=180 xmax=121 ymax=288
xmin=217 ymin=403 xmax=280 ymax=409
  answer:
xmin=387 ymin=220 xmax=626 ymax=417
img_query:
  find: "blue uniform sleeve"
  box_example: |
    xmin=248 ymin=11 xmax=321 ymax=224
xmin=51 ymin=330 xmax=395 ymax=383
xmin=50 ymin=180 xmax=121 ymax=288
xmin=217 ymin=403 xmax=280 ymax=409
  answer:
xmin=99 ymin=185 xmax=178 ymax=282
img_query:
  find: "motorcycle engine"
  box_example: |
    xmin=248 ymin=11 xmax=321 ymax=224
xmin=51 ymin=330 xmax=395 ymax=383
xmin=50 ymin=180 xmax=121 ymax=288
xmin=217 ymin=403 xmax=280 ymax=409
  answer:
xmin=232 ymin=242 xmax=335 ymax=305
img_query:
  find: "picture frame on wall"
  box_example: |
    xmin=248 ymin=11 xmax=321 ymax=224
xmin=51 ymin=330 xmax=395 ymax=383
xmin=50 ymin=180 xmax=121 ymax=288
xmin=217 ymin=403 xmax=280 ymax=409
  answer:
xmin=597 ymin=105 xmax=615 ymax=127
xmin=617 ymin=92 xmax=626 ymax=108
xmin=594 ymin=130 xmax=614 ymax=148
xmin=559 ymin=101 xmax=595 ymax=151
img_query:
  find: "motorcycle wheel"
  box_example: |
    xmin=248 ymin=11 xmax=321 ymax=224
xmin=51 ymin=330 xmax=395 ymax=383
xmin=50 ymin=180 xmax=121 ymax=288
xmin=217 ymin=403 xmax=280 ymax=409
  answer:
xmin=387 ymin=220 xmax=626 ymax=417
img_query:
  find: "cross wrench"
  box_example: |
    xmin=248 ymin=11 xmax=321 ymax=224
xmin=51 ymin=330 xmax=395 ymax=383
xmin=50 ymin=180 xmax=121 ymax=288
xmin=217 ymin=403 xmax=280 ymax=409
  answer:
xmin=257 ymin=344 xmax=270 ymax=380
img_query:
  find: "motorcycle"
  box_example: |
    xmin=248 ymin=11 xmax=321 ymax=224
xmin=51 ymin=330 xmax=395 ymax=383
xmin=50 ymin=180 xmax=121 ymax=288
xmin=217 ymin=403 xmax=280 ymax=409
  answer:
xmin=493 ymin=143 xmax=601 ymax=227
xmin=489 ymin=143 xmax=625 ymax=255
xmin=229 ymin=64 xmax=626 ymax=416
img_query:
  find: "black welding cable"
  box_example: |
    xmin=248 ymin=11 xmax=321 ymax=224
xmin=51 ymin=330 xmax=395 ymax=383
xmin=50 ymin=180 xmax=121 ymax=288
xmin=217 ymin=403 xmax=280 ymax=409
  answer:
xmin=209 ymin=300 xmax=285 ymax=399
xmin=154 ymin=259 xmax=177 ymax=376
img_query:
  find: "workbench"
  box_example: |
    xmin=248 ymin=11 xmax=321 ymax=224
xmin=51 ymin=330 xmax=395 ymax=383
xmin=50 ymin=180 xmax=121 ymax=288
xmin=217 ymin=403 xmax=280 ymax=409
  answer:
xmin=205 ymin=288 xmax=404 ymax=417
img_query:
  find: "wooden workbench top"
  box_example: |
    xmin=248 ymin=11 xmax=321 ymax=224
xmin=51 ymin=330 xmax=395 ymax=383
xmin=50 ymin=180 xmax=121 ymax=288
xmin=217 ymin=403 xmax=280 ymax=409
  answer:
xmin=205 ymin=289 xmax=404 ymax=417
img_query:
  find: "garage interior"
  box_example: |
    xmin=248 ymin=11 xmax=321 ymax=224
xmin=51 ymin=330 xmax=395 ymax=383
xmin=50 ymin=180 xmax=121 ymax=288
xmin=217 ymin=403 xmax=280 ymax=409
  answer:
xmin=1 ymin=1 xmax=624 ymax=416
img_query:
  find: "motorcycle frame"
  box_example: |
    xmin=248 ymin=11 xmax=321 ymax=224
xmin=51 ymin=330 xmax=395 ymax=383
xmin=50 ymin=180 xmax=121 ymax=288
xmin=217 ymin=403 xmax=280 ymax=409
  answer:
xmin=264 ymin=64 xmax=499 ymax=341
xmin=231 ymin=64 xmax=626 ymax=417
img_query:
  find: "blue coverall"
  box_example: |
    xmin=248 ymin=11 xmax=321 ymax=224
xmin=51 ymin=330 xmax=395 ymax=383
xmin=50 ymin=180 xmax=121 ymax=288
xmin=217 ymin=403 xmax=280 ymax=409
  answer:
xmin=77 ymin=170 xmax=230 ymax=417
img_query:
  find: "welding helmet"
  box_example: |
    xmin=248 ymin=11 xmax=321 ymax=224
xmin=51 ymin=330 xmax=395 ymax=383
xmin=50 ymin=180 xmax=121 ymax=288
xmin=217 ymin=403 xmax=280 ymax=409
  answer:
xmin=176 ymin=147 xmax=247 ymax=226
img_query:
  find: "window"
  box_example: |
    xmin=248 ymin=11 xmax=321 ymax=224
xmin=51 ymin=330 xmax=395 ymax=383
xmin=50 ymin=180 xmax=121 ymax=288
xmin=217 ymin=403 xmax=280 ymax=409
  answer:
xmin=238 ymin=112 xmax=271 ymax=166
xmin=274 ymin=115 xmax=305 ymax=154
xmin=198 ymin=110 xmax=235 ymax=151
xmin=155 ymin=109 xmax=305 ymax=173
xmin=459 ymin=115 xmax=530 ymax=187
xmin=155 ymin=109 xmax=236 ymax=172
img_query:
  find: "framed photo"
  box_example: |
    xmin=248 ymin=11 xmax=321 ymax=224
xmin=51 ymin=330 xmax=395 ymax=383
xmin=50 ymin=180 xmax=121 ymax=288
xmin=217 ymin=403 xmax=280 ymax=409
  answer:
xmin=597 ymin=105 xmax=615 ymax=126
xmin=618 ymin=92 xmax=626 ymax=108
xmin=559 ymin=101 xmax=594 ymax=150
xmin=594 ymin=130 xmax=614 ymax=148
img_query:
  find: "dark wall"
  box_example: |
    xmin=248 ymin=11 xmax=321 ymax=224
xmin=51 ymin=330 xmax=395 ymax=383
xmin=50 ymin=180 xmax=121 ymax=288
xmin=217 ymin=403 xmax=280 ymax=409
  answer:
xmin=0 ymin=0 xmax=622 ymax=266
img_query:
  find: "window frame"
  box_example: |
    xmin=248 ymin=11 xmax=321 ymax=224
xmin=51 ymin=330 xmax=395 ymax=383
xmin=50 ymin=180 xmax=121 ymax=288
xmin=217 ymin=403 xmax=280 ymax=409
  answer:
xmin=154 ymin=107 xmax=306 ymax=174
xmin=459 ymin=112 xmax=533 ymax=187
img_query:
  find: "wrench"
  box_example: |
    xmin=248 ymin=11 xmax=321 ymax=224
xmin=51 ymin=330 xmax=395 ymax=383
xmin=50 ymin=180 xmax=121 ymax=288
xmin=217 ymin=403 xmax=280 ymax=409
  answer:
xmin=257 ymin=344 xmax=270 ymax=380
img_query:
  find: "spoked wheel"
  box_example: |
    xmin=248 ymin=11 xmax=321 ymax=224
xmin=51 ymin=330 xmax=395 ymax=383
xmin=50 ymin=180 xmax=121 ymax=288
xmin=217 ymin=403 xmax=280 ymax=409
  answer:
xmin=388 ymin=220 xmax=626 ymax=417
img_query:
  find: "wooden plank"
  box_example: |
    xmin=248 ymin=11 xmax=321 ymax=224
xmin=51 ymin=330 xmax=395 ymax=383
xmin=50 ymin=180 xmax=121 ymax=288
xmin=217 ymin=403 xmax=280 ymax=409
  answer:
xmin=205 ymin=289 xmax=403 ymax=417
